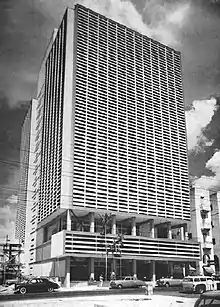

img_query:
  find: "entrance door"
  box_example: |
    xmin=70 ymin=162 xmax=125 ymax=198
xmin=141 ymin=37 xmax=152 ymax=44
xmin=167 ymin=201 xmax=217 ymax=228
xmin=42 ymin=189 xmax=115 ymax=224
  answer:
xmin=70 ymin=258 xmax=89 ymax=281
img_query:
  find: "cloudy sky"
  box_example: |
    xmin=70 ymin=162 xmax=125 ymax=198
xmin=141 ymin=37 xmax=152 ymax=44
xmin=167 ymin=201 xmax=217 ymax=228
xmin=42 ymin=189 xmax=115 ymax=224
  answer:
xmin=0 ymin=0 xmax=220 ymax=242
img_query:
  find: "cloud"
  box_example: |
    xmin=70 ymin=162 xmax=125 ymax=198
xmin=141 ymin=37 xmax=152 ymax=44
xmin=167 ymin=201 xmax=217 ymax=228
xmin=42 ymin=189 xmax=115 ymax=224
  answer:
xmin=0 ymin=221 xmax=16 ymax=243
xmin=143 ymin=1 xmax=191 ymax=46
xmin=7 ymin=194 xmax=18 ymax=205
xmin=79 ymin=0 xmax=190 ymax=47
xmin=185 ymin=97 xmax=217 ymax=151
xmin=80 ymin=0 xmax=153 ymax=37
xmin=193 ymin=151 xmax=220 ymax=190
xmin=166 ymin=3 xmax=190 ymax=25
xmin=0 ymin=194 xmax=17 ymax=241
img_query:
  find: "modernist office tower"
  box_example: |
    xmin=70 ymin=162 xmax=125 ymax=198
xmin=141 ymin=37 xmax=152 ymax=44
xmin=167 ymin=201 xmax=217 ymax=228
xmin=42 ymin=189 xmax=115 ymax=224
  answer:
xmin=17 ymin=4 xmax=200 ymax=285
xmin=15 ymin=100 xmax=39 ymax=273
xmin=16 ymin=107 xmax=32 ymax=243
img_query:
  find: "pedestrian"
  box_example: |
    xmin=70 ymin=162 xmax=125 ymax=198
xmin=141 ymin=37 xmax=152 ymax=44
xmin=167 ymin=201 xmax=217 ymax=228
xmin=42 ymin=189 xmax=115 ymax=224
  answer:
xmin=99 ymin=274 xmax=104 ymax=287
xmin=111 ymin=271 xmax=116 ymax=281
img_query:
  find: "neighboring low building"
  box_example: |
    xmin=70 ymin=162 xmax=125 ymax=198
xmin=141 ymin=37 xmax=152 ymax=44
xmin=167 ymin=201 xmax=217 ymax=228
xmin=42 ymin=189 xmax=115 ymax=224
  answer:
xmin=190 ymin=185 xmax=216 ymax=276
xmin=210 ymin=191 xmax=220 ymax=274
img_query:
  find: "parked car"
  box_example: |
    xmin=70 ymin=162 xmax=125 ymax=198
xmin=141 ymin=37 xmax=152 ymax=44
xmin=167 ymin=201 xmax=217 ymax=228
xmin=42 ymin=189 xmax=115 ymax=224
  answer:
xmin=109 ymin=276 xmax=146 ymax=289
xmin=156 ymin=276 xmax=183 ymax=288
xmin=194 ymin=290 xmax=220 ymax=306
xmin=14 ymin=277 xmax=60 ymax=294
xmin=182 ymin=276 xmax=217 ymax=294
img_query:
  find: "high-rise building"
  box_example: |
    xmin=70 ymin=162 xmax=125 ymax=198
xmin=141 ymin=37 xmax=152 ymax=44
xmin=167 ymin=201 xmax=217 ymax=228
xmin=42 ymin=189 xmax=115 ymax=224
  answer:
xmin=16 ymin=4 xmax=200 ymax=286
xmin=16 ymin=106 xmax=32 ymax=243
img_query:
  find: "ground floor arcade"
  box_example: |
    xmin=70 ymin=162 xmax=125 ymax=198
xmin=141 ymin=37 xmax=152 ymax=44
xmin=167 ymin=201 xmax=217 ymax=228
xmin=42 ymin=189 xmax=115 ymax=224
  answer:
xmin=32 ymin=256 xmax=197 ymax=287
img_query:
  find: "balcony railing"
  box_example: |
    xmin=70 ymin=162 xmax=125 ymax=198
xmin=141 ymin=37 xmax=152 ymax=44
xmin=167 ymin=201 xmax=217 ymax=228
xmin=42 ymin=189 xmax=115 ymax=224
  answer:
xmin=51 ymin=230 xmax=200 ymax=261
xmin=202 ymin=241 xmax=213 ymax=249
xmin=201 ymin=220 xmax=211 ymax=230
xmin=200 ymin=203 xmax=210 ymax=213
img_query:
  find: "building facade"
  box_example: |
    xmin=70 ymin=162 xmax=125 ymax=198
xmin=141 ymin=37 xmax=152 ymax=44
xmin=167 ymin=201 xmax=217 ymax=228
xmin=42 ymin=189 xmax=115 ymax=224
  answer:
xmin=15 ymin=106 xmax=32 ymax=243
xmin=210 ymin=191 xmax=220 ymax=273
xmin=189 ymin=186 xmax=220 ymax=276
xmin=16 ymin=4 xmax=200 ymax=286
xmin=190 ymin=186 xmax=215 ymax=276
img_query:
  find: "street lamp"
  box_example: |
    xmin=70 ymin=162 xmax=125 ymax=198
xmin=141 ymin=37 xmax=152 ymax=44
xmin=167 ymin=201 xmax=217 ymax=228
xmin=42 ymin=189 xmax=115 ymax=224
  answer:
xmin=99 ymin=213 xmax=112 ymax=282
xmin=99 ymin=214 xmax=124 ymax=282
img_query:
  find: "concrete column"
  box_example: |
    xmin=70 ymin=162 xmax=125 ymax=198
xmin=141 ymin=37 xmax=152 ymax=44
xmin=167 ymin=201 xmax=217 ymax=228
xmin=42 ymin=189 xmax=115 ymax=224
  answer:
xmin=111 ymin=258 xmax=117 ymax=273
xmin=67 ymin=210 xmax=71 ymax=231
xmin=89 ymin=258 xmax=95 ymax=280
xmin=167 ymin=223 xmax=172 ymax=239
xmin=89 ymin=212 xmax=95 ymax=233
xmin=111 ymin=215 xmax=116 ymax=235
xmin=151 ymin=260 xmax=156 ymax=286
xmin=183 ymin=224 xmax=188 ymax=240
xmin=199 ymin=260 xmax=204 ymax=276
xmin=149 ymin=220 xmax=155 ymax=238
xmin=64 ymin=256 xmax=71 ymax=288
xmin=182 ymin=264 xmax=186 ymax=277
xmin=132 ymin=259 xmax=137 ymax=278
xmin=131 ymin=217 xmax=136 ymax=236
xmin=180 ymin=226 xmax=185 ymax=241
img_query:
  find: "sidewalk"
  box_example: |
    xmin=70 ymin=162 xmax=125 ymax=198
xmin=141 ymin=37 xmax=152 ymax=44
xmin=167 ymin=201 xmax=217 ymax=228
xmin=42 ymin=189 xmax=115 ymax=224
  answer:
xmin=0 ymin=285 xmax=14 ymax=295
xmin=59 ymin=284 xmax=109 ymax=292
xmin=0 ymin=293 xmax=197 ymax=307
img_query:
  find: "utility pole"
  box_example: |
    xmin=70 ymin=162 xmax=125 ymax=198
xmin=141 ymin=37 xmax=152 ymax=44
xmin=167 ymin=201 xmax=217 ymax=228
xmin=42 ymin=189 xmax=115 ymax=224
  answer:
xmin=2 ymin=236 xmax=23 ymax=283
xmin=3 ymin=235 xmax=10 ymax=284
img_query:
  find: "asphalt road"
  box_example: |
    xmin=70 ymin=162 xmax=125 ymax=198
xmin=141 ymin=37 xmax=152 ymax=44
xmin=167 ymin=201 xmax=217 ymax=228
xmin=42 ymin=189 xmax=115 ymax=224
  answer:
xmin=0 ymin=291 xmax=199 ymax=307
xmin=0 ymin=286 xmax=199 ymax=303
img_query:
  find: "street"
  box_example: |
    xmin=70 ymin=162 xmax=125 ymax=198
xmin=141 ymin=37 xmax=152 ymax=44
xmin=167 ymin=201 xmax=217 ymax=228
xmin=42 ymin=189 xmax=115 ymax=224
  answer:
xmin=0 ymin=290 xmax=199 ymax=307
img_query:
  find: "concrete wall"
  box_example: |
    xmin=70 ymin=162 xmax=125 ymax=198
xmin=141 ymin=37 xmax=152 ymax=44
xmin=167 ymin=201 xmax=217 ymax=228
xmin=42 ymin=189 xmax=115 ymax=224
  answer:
xmin=37 ymin=29 xmax=58 ymax=95
xmin=32 ymin=259 xmax=66 ymax=278
xmin=60 ymin=8 xmax=75 ymax=210
xmin=51 ymin=231 xmax=65 ymax=257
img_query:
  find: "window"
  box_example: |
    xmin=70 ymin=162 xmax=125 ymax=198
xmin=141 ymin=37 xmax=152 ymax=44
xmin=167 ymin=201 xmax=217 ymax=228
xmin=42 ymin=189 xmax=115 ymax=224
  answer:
xmin=43 ymin=227 xmax=48 ymax=242
xmin=30 ymin=279 xmax=37 ymax=284
xmin=183 ymin=277 xmax=193 ymax=282
xmin=213 ymin=238 xmax=216 ymax=245
xmin=196 ymin=298 xmax=220 ymax=306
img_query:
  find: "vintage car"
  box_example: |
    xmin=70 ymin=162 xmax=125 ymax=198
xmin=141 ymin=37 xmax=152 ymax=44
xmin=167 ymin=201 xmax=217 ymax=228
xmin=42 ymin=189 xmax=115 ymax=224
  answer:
xmin=194 ymin=290 xmax=220 ymax=306
xmin=156 ymin=276 xmax=183 ymax=288
xmin=109 ymin=276 xmax=146 ymax=289
xmin=182 ymin=276 xmax=217 ymax=294
xmin=14 ymin=277 xmax=60 ymax=294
